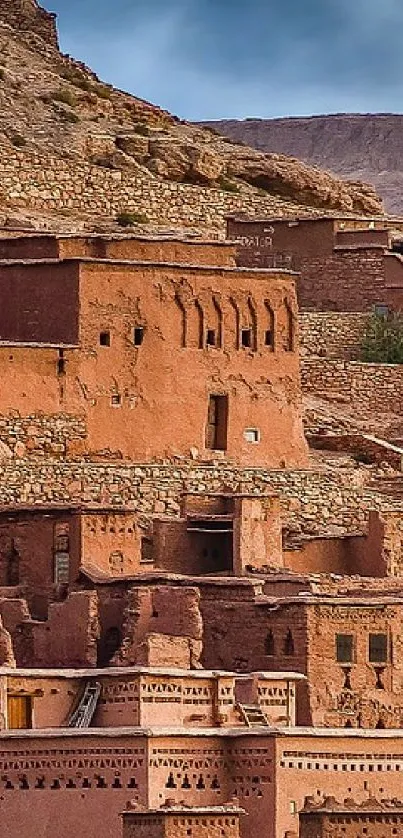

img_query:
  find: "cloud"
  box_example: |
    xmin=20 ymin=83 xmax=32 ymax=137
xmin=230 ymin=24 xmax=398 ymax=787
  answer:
xmin=42 ymin=0 xmax=403 ymax=119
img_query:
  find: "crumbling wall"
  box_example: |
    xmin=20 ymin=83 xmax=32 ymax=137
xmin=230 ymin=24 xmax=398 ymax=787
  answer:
xmin=113 ymin=586 xmax=203 ymax=669
xmin=0 ymin=614 xmax=15 ymax=667
xmin=18 ymin=591 xmax=99 ymax=667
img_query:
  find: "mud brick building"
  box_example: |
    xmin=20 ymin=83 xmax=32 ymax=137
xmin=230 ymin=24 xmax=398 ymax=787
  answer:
xmin=227 ymin=214 xmax=403 ymax=311
xmin=299 ymin=796 xmax=403 ymax=838
xmin=121 ymin=803 xmax=245 ymax=838
xmin=0 ymin=232 xmax=307 ymax=467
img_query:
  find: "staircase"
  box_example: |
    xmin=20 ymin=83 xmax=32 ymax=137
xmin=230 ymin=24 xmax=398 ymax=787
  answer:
xmin=67 ymin=681 xmax=101 ymax=728
xmin=237 ymin=703 xmax=269 ymax=727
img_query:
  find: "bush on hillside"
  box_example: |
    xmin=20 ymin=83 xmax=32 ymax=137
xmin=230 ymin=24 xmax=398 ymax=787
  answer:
xmin=360 ymin=310 xmax=403 ymax=364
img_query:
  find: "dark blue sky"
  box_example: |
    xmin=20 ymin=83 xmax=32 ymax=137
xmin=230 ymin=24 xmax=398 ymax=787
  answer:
xmin=42 ymin=0 xmax=403 ymax=120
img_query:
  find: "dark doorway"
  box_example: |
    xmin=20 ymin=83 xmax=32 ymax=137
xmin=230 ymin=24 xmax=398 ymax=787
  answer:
xmin=98 ymin=626 xmax=122 ymax=667
xmin=206 ymin=395 xmax=228 ymax=451
xmin=7 ymin=540 xmax=20 ymax=586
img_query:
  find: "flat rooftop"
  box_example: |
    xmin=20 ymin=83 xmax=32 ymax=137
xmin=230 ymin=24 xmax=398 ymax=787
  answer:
xmin=0 ymin=666 xmax=305 ymax=680
xmin=0 ymin=257 xmax=297 ymax=276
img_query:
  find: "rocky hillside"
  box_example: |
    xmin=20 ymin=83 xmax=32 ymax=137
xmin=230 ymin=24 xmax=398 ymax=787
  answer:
xmin=0 ymin=0 xmax=383 ymax=233
xmin=200 ymin=114 xmax=403 ymax=216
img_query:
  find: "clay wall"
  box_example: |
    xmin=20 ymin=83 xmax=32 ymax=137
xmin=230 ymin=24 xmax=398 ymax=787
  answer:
xmin=113 ymin=586 xmax=203 ymax=670
xmin=299 ymin=807 xmax=403 ymax=838
xmin=17 ymin=591 xmax=99 ymax=668
xmin=0 ymin=509 xmax=81 ymax=615
xmin=0 ymin=729 xmax=148 ymax=838
xmin=80 ymin=511 xmax=144 ymax=577
xmin=305 ymin=600 xmax=403 ymax=728
xmin=0 ymin=261 xmax=79 ymax=345
xmin=76 ymin=259 xmax=306 ymax=466
xmin=0 ymin=235 xmax=236 ymax=267
xmin=122 ymin=809 xmax=242 ymax=838
xmin=276 ymin=731 xmax=403 ymax=838
xmin=284 ymin=535 xmax=368 ymax=576
xmin=0 ymin=258 xmax=306 ymax=467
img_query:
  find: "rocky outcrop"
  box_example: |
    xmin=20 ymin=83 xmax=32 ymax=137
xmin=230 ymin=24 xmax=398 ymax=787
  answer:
xmin=0 ymin=0 xmax=58 ymax=49
xmin=200 ymin=114 xmax=403 ymax=215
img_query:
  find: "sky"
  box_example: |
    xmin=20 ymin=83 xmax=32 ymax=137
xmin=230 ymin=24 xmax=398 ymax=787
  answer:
xmin=41 ymin=0 xmax=403 ymax=121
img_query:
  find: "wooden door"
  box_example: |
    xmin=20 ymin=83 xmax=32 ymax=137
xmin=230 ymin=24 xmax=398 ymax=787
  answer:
xmin=7 ymin=695 xmax=32 ymax=729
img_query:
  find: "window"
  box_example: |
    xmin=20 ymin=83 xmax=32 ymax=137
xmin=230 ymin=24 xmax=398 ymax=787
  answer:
xmin=241 ymin=328 xmax=252 ymax=348
xmin=244 ymin=428 xmax=260 ymax=444
xmin=369 ymin=633 xmax=388 ymax=663
xmin=111 ymin=394 xmax=122 ymax=407
xmin=205 ymin=395 xmax=228 ymax=451
xmin=99 ymin=331 xmax=110 ymax=346
xmin=54 ymin=552 xmax=70 ymax=585
xmin=57 ymin=348 xmax=66 ymax=375
xmin=336 ymin=634 xmax=354 ymax=663
xmin=374 ymin=304 xmax=389 ymax=317
xmin=133 ymin=327 xmax=144 ymax=346
xmin=206 ymin=329 xmax=216 ymax=347
xmin=265 ymin=330 xmax=273 ymax=347
xmin=265 ymin=630 xmax=275 ymax=656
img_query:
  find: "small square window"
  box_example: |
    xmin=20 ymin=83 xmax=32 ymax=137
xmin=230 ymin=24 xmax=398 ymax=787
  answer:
xmin=134 ymin=327 xmax=144 ymax=346
xmin=100 ymin=331 xmax=110 ymax=347
xmin=244 ymin=428 xmax=260 ymax=443
xmin=206 ymin=329 xmax=216 ymax=347
xmin=369 ymin=633 xmax=388 ymax=663
xmin=111 ymin=394 xmax=122 ymax=407
xmin=241 ymin=328 xmax=252 ymax=348
xmin=336 ymin=634 xmax=354 ymax=663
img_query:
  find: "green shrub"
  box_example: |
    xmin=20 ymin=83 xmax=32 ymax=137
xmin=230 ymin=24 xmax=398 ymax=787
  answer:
xmin=217 ymin=176 xmax=240 ymax=193
xmin=52 ymin=87 xmax=77 ymax=107
xmin=62 ymin=110 xmax=80 ymax=124
xmin=96 ymin=84 xmax=112 ymax=100
xmin=133 ymin=122 xmax=150 ymax=137
xmin=360 ymin=311 xmax=403 ymax=364
xmin=116 ymin=211 xmax=149 ymax=227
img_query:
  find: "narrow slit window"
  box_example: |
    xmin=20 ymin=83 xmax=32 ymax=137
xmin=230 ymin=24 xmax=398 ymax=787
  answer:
xmin=265 ymin=330 xmax=273 ymax=347
xmin=100 ymin=331 xmax=110 ymax=347
xmin=57 ymin=348 xmax=66 ymax=375
xmin=134 ymin=327 xmax=144 ymax=346
xmin=206 ymin=329 xmax=216 ymax=347
xmin=241 ymin=328 xmax=252 ymax=348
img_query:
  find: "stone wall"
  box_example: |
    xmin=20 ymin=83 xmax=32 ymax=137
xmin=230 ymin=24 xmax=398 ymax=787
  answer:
xmin=0 ymin=413 xmax=87 ymax=459
xmin=301 ymin=358 xmax=403 ymax=413
xmin=0 ymin=459 xmax=385 ymax=537
xmin=0 ymin=143 xmax=316 ymax=234
xmin=299 ymin=312 xmax=368 ymax=360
